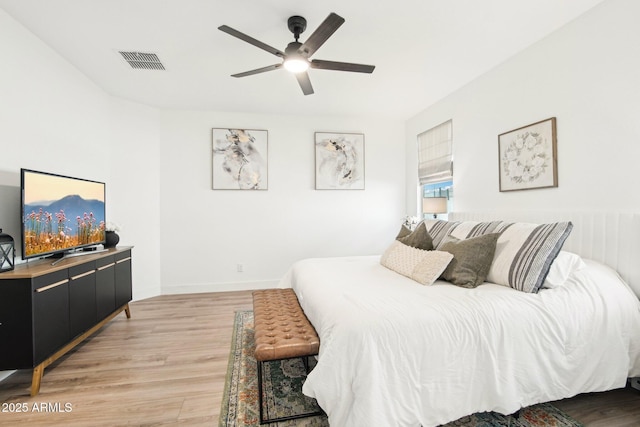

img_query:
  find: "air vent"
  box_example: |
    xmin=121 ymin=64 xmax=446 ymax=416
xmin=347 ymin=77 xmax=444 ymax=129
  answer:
xmin=119 ymin=51 xmax=165 ymax=70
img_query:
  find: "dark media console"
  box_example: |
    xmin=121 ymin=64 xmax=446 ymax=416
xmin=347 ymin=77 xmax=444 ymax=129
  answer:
xmin=0 ymin=247 xmax=133 ymax=396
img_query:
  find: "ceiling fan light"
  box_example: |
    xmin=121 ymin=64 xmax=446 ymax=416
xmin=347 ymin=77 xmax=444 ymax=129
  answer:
xmin=283 ymin=58 xmax=309 ymax=73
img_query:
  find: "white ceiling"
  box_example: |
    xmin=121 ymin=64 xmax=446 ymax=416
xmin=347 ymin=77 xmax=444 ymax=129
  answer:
xmin=0 ymin=0 xmax=605 ymax=120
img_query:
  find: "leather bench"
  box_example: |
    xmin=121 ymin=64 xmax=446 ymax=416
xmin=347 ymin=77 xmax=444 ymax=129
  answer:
xmin=252 ymin=288 xmax=321 ymax=424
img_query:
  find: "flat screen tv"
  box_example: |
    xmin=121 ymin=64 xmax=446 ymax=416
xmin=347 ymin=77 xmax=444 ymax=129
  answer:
xmin=21 ymin=168 xmax=106 ymax=260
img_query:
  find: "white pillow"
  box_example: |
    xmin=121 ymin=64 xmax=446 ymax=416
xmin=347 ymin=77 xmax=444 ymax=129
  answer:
xmin=542 ymin=251 xmax=586 ymax=289
xmin=380 ymin=241 xmax=453 ymax=286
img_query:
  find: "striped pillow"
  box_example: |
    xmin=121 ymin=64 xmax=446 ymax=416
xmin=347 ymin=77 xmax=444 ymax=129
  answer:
xmin=427 ymin=220 xmax=502 ymax=248
xmin=487 ymin=221 xmax=573 ymax=293
xmin=427 ymin=220 xmax=460 ymax=248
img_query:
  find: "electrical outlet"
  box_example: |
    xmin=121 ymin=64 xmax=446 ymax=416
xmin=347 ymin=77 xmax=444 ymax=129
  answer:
xmin=237 ymin=263 xmax=244 ymax=272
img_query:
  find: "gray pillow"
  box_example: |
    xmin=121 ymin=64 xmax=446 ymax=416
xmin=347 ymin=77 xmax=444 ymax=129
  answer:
xmin=439 ymin=233 xmax=500 ymax=288
xmin=395 ymin=225 xmax=412 ymax=240
xmin=397 ymin=222 xmax=433 ymax=251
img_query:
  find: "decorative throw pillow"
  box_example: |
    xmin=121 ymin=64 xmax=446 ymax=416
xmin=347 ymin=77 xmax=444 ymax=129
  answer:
xmin=427 ymin=220 xmax=502 ymax=248
xmin=542 ymin=251 xmax=586 ymax=289
xmin=397 ymin=221 xmax=434 ymax=251
xmin=380 ymin=241 xmax=453 ymax=286
xmin=487 ymin=221 xmax=573 ymax=293
xmin=395 ymin=225 xmax=412 ymax=240
xmin=427 ymin=220 xmax=461 ymax=248
xmin=439 ymin=233 xmax=500 ymax=288
xmin=451 ymin=221 xmax=502 ymax=240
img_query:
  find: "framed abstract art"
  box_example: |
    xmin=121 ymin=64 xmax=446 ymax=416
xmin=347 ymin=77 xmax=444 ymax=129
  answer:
xmin=211 ymin=128 xmax=268 ymax=190
xmin=314 ymin=132 xmax=365 ymax=190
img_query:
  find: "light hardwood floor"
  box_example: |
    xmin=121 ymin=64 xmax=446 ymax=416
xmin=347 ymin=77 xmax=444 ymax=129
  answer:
xmin=0 ymin=291 xmax=639 ymax=426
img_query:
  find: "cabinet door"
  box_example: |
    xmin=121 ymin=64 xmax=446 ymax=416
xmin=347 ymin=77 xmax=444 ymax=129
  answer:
xmin=0 ymin=278 xmax=33 ymax=369
xmin=114 ymin=251 xmax=132 ymax=308
xmin=33 ymin=270 xmax=70 ymax=364
xmin=96 ymin=256 xmax=116 ymax=320
xmin=69 ymin=263 xmax=97 ymax=338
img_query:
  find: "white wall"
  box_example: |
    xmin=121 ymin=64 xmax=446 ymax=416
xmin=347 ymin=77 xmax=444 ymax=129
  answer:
xmin=0 ymin=9 xmax=162 ymax=300
xmin=0 ymin=7 xmax=110 ymax=246
xmin=0 ymin=9 xmax=110 ymax=182
xmin=405 ymin=0 xmax=640 ymax=215
xmin=107 ymin=98 xmax=162 ymax=300
xmin=159 ymin=110 xmax=405 ymax=294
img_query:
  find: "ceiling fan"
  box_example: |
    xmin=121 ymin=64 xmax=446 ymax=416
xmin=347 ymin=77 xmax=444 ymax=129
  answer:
xmin=218 ymin=13 xmax=375 ymax=95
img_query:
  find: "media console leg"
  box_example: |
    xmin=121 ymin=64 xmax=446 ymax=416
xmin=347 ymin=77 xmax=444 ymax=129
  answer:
xmin=27 ymin=303 xmax=131 ymax=396
xmin=31 ymin=364 xmax=44 ymax=397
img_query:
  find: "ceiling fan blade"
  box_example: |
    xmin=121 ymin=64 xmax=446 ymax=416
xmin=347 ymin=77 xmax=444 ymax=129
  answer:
xmin=297 ymin=13 xmax=345 ymax=58
xmin=231 ymin=64 xmax=282 ymax=78
xmin=311 ymin=59 xmax=375 ymax=73
xmin=218 ymin=25 xmax=285 ymax=58
xmin=295 ymin=71 xmax=314 ymax=95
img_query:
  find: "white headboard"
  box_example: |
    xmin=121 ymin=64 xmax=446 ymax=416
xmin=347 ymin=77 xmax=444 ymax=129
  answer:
xmin=449 ymin=211 xmax=640 ymax=298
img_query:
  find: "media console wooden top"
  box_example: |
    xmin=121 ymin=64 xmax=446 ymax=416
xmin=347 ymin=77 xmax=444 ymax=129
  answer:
xmin=0 ymin=246 xmax=133 ymax=280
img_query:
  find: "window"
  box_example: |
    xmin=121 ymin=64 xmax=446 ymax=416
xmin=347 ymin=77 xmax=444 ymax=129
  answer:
xmin=423 ymin=180 xmax=453 ymax=199
xmin=417 ymin=120 xmax=453 ymax=218
xmin=423 ymin=180 xmax=453 ymax=217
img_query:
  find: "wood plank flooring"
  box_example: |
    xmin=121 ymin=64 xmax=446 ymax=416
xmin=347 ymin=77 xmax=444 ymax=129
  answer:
xmin=0 ymin=290 xmax=639 ymax=426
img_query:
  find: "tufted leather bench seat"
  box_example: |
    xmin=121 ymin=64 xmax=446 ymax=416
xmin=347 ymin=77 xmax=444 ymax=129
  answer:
xmin=253 ymin=288 xmax=320 ymax=361
xmin=252 ymin=288 xmax=321 ymax=424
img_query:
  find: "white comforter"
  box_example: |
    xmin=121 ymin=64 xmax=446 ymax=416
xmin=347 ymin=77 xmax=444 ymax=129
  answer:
xmin=281 ymin=256 xmax=640 ymax=427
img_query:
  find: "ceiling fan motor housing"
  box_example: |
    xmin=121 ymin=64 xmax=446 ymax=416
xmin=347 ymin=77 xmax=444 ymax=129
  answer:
xmin=287 ymin=16 xmax=307 ymax=41
xmin=285 ymin=41 xmax=303 ymax=55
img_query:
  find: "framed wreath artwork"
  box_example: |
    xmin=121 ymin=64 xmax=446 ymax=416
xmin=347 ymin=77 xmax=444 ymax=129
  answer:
xmin=498 ymin=117 xmax=557 ymax=192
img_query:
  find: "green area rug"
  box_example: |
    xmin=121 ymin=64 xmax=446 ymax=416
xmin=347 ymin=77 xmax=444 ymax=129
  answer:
xmin=219 ymin=310 xmax=583 ymax=427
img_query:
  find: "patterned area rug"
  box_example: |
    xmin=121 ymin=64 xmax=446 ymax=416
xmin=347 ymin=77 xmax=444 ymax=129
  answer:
xmin=219 ymin=310 xmax=583 ymax=427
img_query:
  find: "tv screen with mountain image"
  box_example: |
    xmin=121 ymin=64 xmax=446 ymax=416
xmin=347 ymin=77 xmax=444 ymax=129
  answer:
xmin=21 ymin=169 xmax=106 ymax=260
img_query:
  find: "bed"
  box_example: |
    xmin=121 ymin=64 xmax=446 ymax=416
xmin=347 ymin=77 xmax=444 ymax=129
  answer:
xmin=279 ymin=212 xmax=640 ymax=427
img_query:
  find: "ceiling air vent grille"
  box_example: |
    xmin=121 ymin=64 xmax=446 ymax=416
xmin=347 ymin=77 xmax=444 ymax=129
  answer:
xmin=119 ymin=51 xmax=165 ymax=70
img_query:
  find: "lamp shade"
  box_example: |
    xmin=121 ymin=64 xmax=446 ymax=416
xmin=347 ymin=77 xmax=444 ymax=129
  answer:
xmin=0 ymin=228 xmax=15 ymax=273
xmin=422 ymin=197 xmax=448 ymax=216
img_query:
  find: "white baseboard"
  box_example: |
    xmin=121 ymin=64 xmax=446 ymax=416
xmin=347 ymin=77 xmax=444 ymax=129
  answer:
xmin=161 ymin=279 xmax=283 ymax=295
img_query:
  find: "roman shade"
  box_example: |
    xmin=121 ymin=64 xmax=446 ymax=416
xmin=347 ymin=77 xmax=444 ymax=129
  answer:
xmin=417 ymin=119 xmax=452 ymax=185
